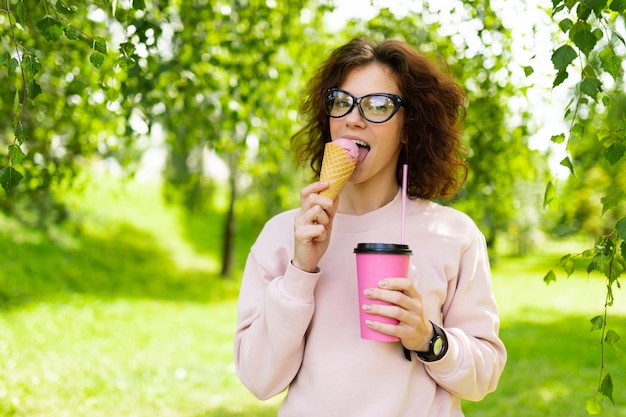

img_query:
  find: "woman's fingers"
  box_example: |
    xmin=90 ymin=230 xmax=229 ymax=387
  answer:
xmin=292 ymin=181 xmax=339 ymax=272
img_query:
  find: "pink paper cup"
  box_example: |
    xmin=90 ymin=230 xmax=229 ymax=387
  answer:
xmin=354 ymin=243 xmax=412 ymax=342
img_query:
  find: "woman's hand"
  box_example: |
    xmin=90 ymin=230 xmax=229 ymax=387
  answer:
xmin=363 ymin=278 xmax=434 ymax=351
xmin=292 ymin=181 xmax=339 ymax=273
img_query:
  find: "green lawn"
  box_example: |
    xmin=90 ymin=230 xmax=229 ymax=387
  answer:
xmin=1 ymin=178 xmax=625 ymax=416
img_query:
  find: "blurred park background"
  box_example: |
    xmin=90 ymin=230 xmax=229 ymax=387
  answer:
xmin=1 ymin=0 xmax=625 ymax=416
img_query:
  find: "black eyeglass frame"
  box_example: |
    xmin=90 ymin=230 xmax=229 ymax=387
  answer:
xmin=324 ymin=88 xmax=405 ymax=123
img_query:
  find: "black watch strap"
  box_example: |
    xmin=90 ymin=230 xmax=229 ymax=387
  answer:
xmin=416 ymin=321 xmax=448 ymax=362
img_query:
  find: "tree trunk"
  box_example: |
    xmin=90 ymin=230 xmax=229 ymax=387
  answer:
xmin=220 ymin=163 xmax=237 ymax=279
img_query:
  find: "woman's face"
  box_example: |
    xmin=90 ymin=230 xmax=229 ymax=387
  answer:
xmin=329 ymin=63 xmax=404 ymax=188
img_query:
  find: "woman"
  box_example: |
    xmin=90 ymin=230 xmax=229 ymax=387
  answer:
xmin=234 ymin=37 xmax=506 ymax=416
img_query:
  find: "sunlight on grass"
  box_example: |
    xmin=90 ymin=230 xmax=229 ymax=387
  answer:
xmin=0 ymin=297 xmax=283 ymax=417
xmin=62 ymin=173 xmax=222 ymax=273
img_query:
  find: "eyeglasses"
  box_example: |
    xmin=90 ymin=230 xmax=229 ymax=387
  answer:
xmin=324 ymin=88 xmax=404 ymax=123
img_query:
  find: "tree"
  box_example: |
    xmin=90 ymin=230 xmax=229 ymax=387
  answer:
xmin=1 ymin=0 xmax=332 ymax=277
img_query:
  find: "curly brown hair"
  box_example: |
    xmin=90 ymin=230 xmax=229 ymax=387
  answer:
xmin=291 ymin=37 xmax=468 ymax=200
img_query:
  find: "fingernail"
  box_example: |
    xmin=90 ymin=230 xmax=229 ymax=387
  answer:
xmin=379 ymin=280 xmax=387 ymax=287
xmin=365 ymin=320 xmax=373 ymax=327
xmin=362 ymin=304 xmax=372 ymax=312
xmin=364 ymin=289 xmax=373 ymax=296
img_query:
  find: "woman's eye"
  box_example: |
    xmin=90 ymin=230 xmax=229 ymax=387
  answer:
xmin=336 ymin=99 xmax=352 ymax=108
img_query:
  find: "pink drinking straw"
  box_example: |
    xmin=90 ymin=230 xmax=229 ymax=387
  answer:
xmin=401 ymin=164 xmax=408 ymax=244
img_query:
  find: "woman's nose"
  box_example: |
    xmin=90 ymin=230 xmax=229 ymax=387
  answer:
xmin=344 ymin=104 xmax=365 ymax=127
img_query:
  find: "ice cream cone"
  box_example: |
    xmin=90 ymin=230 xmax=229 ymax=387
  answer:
xmin=319 ymin=142 xmax=356 ymax=199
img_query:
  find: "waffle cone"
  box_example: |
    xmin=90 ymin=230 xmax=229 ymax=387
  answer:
xmin=319 ymin=142 xmax=356 ymax=199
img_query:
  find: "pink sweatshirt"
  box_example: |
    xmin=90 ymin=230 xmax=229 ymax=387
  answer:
xmin=235 ymin=191 xmax=507 ymax=416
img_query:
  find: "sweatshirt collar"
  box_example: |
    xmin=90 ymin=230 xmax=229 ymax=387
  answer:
xmin=333 ymin=188 xmax=404 ymax=233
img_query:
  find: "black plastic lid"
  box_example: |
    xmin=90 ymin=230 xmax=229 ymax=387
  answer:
xmin=353 ymin=243 xmax=412 ymax=254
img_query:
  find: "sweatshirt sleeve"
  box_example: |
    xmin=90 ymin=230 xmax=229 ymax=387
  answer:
xmin=422 ymin=232 xmax=507 ymax=401
xmin=234 ymin=217 xmax=320 ymax=400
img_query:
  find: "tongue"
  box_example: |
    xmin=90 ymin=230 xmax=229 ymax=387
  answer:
xmin=357 ymin=146 xmax=369 ymax=165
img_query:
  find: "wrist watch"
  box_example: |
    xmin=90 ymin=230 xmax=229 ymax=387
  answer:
xmin=415 ymin=321 xmax=448 ymax=362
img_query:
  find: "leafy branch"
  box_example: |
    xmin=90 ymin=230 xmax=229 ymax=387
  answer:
xmin=0 ymin=0 xmax=29 ymax=193
xmin=543 ymin=0 xmax=626 ymax=414
xmin=0 ymin=0 xmax=115 ymax=195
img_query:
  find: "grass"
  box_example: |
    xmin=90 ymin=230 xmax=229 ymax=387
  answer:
xmin=0 ymin=176 xmax=625 ymax=416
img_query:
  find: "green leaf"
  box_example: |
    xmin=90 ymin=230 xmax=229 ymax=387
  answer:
xmin=586 ymin=397 xmax=603 ymax=415
xmin=590 ymin=315 xmax=603 ymax=331
xmin=582 ymin=64 xmax=598 ymax=79
xmin=117 ymin=56 xmax=136 ymax=70
xmin=604 ymin=143 xmax=626 ymax=165
xmin=133 ymin=0 xmax=146 ymax=10
xmin=119 ymin=41 xmax=136 ymax=57
xmin=608 ymin=258 xmax=623 ymax=284
xmin=571 ymin=122 xmax=585 ymax=141
xmin=599 ymin=46 xmax=622 ymax=80
xmin=577 ymin=2 xmax=592 ymax=20
xmin=26 ymin=80 xmax=42 ymax=100
xmin=12 ymin=90 xmax=20 ymax=123
xmin=558 ymin=18 xmax=573 ymax=32
xmin=523 ymin=66 xmax=534 ymax=76
xmin=585 ymin=0 xmax=608 ymax=15
xmin=559 ymin=156 xmax=575 ymax=175
xmin=8 ymin=57 xmax=19 ymax=77
xmin=616 ymin=216 xmax=626 ymax=240
xmin=605 ymin=329 xmax=621 ymax=345
xmin=0 ymin=51 xmax=9 ymax=67
xmin=554 ymin=69 xmax=569 ymax=87
xmin=551 ymin=133 xmax=566 ymax=144
xmin=543 ymin=269 xmax=557 ymax=284
xmin=544 ymin=180 xmax=556 ymax=208
xmin=64 ymin=25 xmax=81 ymax=41
xmin=553 ymin=3 xmax=567 ymax=14
xmin=570 ymin=21 xmax=597 ymax=56
xmin=8 ymin=144 xmax=26 ymax=165
xmin=591 ymin=28 xmax=603 ymax=42
xmin=0 ymin=166 xmax=24 ymax=194
xmin=21 ymin=54 xmax=41 ymax=80
xmin=16 ymin=1 xmax=25 ymax=26
xmin=36 ymin=17 xmax=65 ymax=41
xmin=610 ymin=0 xmax=626 ymax=13
xmin=580 ymin=77 xmax=602 ymax=100
xmin=93 ymin=37 xmax=108 ymax=54
xmin=600 ymin=373 xmax=614 ymax=404
xmin=14 ymin=125 xmax=30 ymax=144
xmin=588 ymin=252 xmax=612 ymax=276
xmin=552 ymin=45 xmax=577 ymax=70
xmin=601 ymin=189 xmax=625 ymax=215
xmin=559 ymin=254 xmax=575 ymax=276
xmin=90 ymin=52 xmax=105 ymax=69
